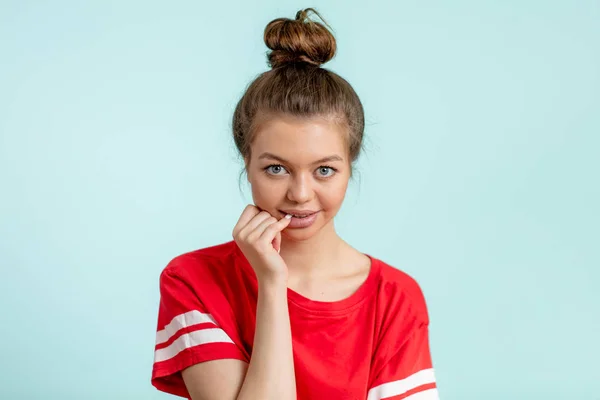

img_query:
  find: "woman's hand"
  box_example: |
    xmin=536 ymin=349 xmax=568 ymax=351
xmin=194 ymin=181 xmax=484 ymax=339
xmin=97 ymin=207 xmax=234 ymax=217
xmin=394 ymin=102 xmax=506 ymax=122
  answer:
xmin=232 ymin=205 xmax=292 ymax=282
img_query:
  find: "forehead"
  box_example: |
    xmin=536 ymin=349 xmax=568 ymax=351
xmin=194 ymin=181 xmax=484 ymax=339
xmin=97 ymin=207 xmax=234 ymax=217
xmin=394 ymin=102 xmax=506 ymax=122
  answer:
xmin=251 ymin=115 xmax=348 ymax=161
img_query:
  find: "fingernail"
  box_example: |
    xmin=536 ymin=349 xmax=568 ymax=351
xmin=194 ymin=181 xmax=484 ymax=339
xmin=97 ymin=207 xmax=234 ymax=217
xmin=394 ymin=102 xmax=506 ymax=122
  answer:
xmin=285 ymin=214 xmax=292 ymax=219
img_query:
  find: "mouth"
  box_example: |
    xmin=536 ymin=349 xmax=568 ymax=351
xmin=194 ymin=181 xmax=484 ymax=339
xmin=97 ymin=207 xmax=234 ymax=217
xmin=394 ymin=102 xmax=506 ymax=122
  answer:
xmin=279 ymin=210 xmax=319 ymax=219
xmin=278 ymin=209 xmax=320 ymax=229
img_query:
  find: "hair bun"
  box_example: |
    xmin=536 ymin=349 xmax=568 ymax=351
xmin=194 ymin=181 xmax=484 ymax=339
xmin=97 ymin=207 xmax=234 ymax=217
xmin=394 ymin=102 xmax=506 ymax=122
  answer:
xmin=264 ymin=8 xmax=337 ymax=69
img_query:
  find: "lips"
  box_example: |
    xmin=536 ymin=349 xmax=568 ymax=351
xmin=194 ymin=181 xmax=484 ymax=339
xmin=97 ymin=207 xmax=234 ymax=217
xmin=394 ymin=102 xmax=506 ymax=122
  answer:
xmin=281 ymin=210 xmax=320 ymax=229
xmin=279 ymin=209 xmax=318 ymax=218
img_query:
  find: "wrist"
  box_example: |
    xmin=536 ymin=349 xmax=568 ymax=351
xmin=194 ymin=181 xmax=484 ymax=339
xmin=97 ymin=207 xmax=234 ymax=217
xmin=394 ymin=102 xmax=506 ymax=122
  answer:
xmin=257 ymin=272 xmax=288 ymax=291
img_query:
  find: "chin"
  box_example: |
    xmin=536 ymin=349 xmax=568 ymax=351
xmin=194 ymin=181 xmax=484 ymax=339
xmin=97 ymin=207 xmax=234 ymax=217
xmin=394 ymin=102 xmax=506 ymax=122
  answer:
xmin=281 ymin=227 xmax=318 ymax=242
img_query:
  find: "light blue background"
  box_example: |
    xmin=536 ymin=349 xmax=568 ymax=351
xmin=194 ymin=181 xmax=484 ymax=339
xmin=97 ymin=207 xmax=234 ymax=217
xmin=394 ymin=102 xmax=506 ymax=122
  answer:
xmin=1 ymin=1 xmax=598 ymax=399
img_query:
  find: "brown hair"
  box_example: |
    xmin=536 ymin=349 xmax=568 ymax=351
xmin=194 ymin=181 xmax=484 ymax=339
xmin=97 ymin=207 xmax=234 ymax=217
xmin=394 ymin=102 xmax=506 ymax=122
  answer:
xmin=232 ymin=8 xmax=365 ymax=175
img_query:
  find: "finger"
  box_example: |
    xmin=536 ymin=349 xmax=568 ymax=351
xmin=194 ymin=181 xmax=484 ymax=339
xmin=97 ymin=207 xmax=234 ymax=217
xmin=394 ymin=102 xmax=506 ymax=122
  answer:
xmin=241 ymin=211 xmax=273 ymax=236
xmin=248 ymin=215 xmax=278 ymax=240
xmin=233 ymin=205 xmax=260 ymax=237
xmin=259 ymin=214 xmax=292 ymax=243
xmin=272 ymin=231 xmax=281 ymax=253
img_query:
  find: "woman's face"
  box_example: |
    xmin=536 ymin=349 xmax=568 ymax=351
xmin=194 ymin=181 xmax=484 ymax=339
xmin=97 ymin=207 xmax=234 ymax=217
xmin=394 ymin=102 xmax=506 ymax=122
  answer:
xmin=246 ymin=114 xmax=351 ymax=242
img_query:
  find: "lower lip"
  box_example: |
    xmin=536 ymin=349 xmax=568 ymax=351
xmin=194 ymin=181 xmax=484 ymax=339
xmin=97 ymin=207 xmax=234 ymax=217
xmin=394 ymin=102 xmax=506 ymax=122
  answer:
xmin=281 ymin=211 xmax=319 ymax=229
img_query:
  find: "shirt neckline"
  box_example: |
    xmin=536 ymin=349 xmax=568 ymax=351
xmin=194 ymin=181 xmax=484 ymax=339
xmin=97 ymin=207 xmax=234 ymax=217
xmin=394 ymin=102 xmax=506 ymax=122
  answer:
xmin=232 ymin=241 xmax=381 ymax=315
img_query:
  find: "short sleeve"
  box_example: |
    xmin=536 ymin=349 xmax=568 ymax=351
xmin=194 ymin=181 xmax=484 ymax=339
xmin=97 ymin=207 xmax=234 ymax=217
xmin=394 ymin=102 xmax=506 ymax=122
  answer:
xmin=367 ymin=323 xmax=439 ymax=400
xmin=151 ymin=267 xmax=247 ymax=398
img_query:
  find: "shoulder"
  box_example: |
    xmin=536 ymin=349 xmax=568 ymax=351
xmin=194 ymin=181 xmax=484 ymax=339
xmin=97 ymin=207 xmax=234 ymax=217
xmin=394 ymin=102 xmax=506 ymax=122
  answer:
xmin=374 ymin=256 xmax=430 ymax=325
xmin=161 ymin=240 xmax=239 ymax=282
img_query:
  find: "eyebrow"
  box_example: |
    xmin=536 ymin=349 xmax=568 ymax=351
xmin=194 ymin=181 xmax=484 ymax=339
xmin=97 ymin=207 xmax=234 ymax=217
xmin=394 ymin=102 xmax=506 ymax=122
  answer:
xmin=258 ymin=152 xmax=344 ymax=164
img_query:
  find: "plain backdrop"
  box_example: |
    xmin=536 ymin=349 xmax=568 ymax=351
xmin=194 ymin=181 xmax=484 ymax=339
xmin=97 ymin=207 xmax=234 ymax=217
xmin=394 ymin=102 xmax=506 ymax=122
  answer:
xmin=1 ymin=1 xmax=598 ymax=399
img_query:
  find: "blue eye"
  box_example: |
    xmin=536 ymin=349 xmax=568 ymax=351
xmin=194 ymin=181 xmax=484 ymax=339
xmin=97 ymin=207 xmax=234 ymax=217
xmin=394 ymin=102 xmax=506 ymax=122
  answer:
xmin=317 ymin=166 xmax=336 ymax=178
xmin=265 ymin=164 xmax=287 ymax=175
xmin=263 ymin=164 xmax=337 ymax=178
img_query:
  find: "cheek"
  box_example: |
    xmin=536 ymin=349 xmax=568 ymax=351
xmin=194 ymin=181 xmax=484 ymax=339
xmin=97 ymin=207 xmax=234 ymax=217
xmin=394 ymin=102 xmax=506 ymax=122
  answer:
xmin=249 ymin=173 xmax=282 ymax=206
xmin=320 ymin=180 xmax=349 ymax=211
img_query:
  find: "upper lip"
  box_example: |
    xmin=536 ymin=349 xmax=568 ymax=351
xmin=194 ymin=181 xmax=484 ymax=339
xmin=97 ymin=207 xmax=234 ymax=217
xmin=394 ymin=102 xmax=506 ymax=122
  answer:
xmin=279 ymin=209 xmax=319 ymax=216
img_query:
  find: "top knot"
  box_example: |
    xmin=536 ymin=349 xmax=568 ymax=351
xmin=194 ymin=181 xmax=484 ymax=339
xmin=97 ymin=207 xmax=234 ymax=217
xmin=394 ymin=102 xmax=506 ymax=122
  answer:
xmin=264 ymin=8 xmax=337 ymax=69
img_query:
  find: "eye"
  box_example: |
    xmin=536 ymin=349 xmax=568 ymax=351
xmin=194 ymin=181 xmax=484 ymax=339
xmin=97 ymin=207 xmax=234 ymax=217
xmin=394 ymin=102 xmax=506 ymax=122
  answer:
xmin=316 ymin=166 xmax=336 ymax=178
xmin=264 ymin=164 xmax=288 ymax=175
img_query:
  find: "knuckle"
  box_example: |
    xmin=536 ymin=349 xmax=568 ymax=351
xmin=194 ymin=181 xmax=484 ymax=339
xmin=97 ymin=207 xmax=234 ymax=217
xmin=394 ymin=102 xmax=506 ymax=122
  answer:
xmin=237 ymin=230 xmax=248 ymax=241
xmin=247 ymin=231 xmax=259 ymax=243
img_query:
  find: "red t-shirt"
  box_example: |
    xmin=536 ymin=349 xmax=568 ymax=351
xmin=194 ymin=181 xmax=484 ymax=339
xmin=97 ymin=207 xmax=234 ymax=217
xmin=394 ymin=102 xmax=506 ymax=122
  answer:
xmin=151 ymin=240 xmax=439 ymax=400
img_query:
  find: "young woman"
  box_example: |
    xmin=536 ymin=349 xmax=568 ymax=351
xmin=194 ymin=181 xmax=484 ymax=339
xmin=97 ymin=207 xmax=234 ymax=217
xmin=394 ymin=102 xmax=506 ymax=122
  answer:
xmin=151 ymin=8 xmax=439 ymax=400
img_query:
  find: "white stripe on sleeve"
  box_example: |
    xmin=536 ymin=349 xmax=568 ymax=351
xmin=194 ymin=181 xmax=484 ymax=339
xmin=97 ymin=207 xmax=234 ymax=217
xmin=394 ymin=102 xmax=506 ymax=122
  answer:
xmin=403 ymin=388 xmax=440 ymax=400
xmin=154 ymin=328 xmax=235 ymax=363
xmin=367 ymin=368 xmax=437 ymax=400
xmin=155 ymin=310 xmax=218 ymax=345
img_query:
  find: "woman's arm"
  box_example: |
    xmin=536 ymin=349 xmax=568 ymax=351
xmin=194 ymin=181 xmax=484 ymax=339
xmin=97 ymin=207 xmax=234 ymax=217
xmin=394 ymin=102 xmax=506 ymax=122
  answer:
xmin=238 ymin=277 xmax=296 ymax=399
xmin=181 ymin=206 xmax=296 ymax=400
xmin=181 ymin=278 xmax=295 ymax=400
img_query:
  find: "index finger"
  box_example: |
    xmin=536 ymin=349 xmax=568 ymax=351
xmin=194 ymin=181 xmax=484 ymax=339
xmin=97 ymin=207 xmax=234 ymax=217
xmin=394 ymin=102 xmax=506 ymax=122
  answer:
xmin=272 ymin=213 xmax=293 ymax=231
xmin=258 ymin=213 xmax=292 ymax=243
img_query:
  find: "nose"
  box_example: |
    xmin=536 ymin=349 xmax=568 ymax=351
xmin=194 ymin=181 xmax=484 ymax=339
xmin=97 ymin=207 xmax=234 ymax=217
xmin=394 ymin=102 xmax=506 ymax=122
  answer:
xmin=286 ymin=171 xmax=313 ymax=204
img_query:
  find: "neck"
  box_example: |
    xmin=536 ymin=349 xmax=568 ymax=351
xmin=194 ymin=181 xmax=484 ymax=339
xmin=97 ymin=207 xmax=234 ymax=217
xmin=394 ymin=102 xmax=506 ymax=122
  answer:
xmin=278 ymin=220 xmax=345 ymax=280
